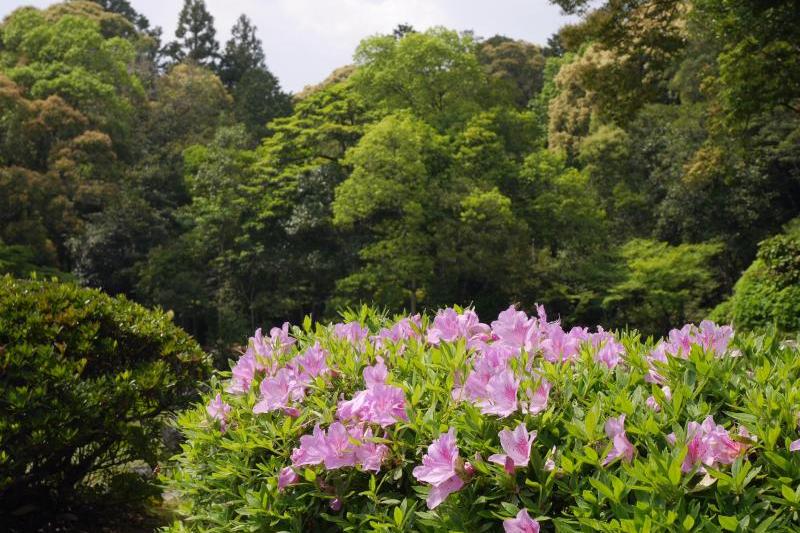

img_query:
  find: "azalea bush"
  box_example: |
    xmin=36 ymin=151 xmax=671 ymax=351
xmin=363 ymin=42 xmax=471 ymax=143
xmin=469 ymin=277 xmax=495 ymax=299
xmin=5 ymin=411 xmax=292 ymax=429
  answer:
xmin=164 ymin=305 xmax=800 ymax=532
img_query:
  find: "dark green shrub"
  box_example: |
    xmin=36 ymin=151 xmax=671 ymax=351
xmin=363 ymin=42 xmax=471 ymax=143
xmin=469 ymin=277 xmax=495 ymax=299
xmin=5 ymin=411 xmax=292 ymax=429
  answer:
xmin=712 ymin=219 xmax=800 ymax=333
xmin=0 ymin=276 xmax=211 ymax=516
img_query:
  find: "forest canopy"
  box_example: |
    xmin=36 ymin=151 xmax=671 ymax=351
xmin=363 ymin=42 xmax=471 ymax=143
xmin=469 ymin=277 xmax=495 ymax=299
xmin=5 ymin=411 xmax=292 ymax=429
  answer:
xmin=1 ymin=0 xmax=798 ymax=349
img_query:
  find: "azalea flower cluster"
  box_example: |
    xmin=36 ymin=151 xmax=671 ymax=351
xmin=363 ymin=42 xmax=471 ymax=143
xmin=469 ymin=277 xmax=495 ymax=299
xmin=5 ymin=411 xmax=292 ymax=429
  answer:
xmin=450 ymin=305 xmax=622 ymax=420
xmin=646 ymin=320 xmax=734 ymax=383
xmin=202 ymin=305 xmax=756 ymax=528
xmin=667 ymin=416 xmax=750 ymax=473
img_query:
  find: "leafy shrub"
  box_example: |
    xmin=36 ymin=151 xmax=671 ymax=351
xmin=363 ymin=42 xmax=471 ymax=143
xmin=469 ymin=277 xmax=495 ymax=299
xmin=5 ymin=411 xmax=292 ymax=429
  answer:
xmin=164 ymin=305 xmax=800 ymax=532
xmin=0 ymin=276 xmax=211 ymax=516
xmin=712 ymin=219 xmax=800 ymax=333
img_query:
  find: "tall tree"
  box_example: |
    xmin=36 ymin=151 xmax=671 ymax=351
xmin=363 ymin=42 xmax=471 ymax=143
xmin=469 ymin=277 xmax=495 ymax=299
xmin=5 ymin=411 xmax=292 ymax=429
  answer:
xmin=89 ymin=0 xmax=150 ymax=31
xmin=219 ymin=14 xmax=265 ymax=87
xmin=165 ymin=0 xmax=219 ymax=67
xmin=219 ymin=14 xmax=292 ymax=141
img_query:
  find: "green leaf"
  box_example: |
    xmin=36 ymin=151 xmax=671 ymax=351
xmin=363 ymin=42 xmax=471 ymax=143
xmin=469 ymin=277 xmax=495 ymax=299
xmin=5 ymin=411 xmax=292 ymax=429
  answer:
xmin=718 ymin=515 xmax=738 ymax=531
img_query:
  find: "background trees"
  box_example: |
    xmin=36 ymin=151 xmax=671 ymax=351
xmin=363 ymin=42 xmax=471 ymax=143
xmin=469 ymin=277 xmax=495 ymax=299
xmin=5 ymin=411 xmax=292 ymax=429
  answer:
xmin=2 ymin=0 xmax=799 ymax=351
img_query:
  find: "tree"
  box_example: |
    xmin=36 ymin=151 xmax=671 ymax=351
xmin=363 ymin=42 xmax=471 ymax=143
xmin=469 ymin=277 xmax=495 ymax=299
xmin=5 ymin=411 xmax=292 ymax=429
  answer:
xmin=478 ymin=36 xmax=546 ymax=107
xmin=352 ymin=28 xmax=495 ymax=129
xmin=219 ymin=14 xmax=265 ymax=87
xmin=333 ymin=113 xmax=447 ymax=312
xmin=89 ymin=0 xmax=150 ymax=31
xmin=165 ymin=0 xmax=219 ymax=67
xmin=604 ymin=239 xmax=722 ymax=336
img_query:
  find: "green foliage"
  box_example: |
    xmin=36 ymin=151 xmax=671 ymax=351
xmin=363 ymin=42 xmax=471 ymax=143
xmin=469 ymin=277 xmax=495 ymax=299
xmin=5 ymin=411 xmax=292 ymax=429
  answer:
xmin=0 ymin=276 xmax=211 ymax=515
xmin=712 ymin=220 xmax=800 ymax=334
xmin=165 ymin=0 xmax=219 ymax=67
xmin=605 ymin=239 xmax=722 ymax=336
xmin=352 ymin=28 xmax=496 ymax=129
xmin=163 ymin=308 xmax=800 ymax=531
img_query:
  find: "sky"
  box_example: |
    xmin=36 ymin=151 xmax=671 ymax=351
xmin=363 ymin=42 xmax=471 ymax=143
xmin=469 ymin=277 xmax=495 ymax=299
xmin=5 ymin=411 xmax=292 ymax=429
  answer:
xmin=0 ymin=0 xmax=578 ymax=93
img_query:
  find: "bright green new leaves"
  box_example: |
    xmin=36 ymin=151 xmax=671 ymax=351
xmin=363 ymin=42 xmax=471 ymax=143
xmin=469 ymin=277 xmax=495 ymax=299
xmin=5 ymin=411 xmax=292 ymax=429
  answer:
xmin=605 ymin=239 xmax=722 ymax=336
xmin=333 ymin=113 xmax=445 ymax=312
xmin=352 ymin=28 xmax=496 ymax=129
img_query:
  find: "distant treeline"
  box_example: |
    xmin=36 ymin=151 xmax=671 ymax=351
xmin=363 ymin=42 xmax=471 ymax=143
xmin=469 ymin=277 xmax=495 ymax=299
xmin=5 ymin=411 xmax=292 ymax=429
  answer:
xmin=1 ymin=0 xmax=798 ymax=348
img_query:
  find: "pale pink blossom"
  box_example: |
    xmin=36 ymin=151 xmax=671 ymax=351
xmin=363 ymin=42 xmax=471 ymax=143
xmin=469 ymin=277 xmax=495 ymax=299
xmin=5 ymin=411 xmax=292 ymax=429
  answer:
xmin=290 ymin=342 xmax=329 ymax=381
xmin=672 ymin=416 xmax=747 ymax=473
xmin=524 ymin=379 xmax=552 ymax=415
xmin=491 ymin=306 xmax=536 ymax=350
xmin=206 ymin=393 xmax=231 ymax=431
xmin=488 ymin=423 xmax=537 ymax=470
xmin=503 ymin=509 xmax=540 ymax=533
xmin=352 ymin=427 xmax=389 ymax=472
xmin=413 ymin=428 xmax=468 ymax=509
xmin=334 ymin=321 xmax=370 ymax=347
xmin=426 ymin=308 xmax=489 ymax=346
xmin=277 ymin=466 xmax=299 ymax=491
xmin=477 ymin=369 xmax=519 ymax=418
xmin=603 ymin=414 xmax=635 ymax=465
xmin=541 ymin=324 xmax=581 ymax=363
xmin=291 ymin=424 xmax=328 ymax=467
xmin=322 ymin=422 xmax=358 ymax=469
xmin=253 ymin=368 xmax=305 ymax=415
xmin=227 ymin=351 xmax=257 ymax=394
xmin=363 ymin=357 xmax=388 ymax=388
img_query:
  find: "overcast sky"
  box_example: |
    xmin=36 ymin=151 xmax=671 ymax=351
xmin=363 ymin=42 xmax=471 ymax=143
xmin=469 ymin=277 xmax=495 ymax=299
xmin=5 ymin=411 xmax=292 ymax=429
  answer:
xmin=1 ymin=0 xmax=577 ymax=93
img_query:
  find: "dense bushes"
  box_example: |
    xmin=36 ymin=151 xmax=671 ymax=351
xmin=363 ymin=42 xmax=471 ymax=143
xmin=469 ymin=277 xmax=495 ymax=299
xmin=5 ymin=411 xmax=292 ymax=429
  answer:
xmin=164 ymin=305 xmax=800 ymax=531
xmin=712 ymin=219 xmax=800 ymax=333
xmin=0 ymin=276 xmax=211 ymax=517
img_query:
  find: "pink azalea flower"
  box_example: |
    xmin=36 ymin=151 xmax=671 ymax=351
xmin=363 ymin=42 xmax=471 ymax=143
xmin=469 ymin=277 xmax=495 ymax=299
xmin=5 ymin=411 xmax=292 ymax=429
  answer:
xmin=790 ymin=439 xmax=800 ymax=452
xmin=491 ymin=305 xmax=536 ymax=350
xmin=227 ymin=351 xmax=257 ymax=394
xmin=291 ymin=424 xmax=328 ymax=467
xmin=290 ymin=342 xmax=329 ymax=381
xmin=544 ymin=446 xmax=557 ymax=472
xmin=595 ymin=337 xmax=625 ymax=369
xmin=667 ymin=324 xmax=694 ymax=358
xmin=541 ymin=324 xmax=581 ymax=363
xmin=644 ymin=343 xmax=669 ymax=384
xmin=374 ymin=315 xmax=421 ymax=349
xmin=253 ymin=368 xmax=305 ymax=415
xmin=426 ymin=308 xmax=489 ymax=346
xmin=503 ymin=509 xmax=540 ymax=533
xmin=672 ymin=416 xmax=747 ymax=473
xmin=277 ymin=466 xmax=299 ymax=491
xmin=696 ymin=320 xmax=734 ymax=356
xmin=478 ymin=369 xmax=519 ymax=418
xmin=322 ymin=422 xmax=357 ymax=469
xmin=206 ymin=393 xmax=231 ymax=431
xmin=488 ymin=422 xmax=537 ymax=470
xmin=363 ymin=357 xmax=388 ymax=388
xmin=524 ymin=379 xmax=552 ymax=415
xmin=646 ymin=396 xmax=660 ymax=412
xmin=364 ymin=383 xmax=409 ymax=427
xmin=330 ymin=498 xmax=342 ymax=511
xmin=334 ymin=321 xmax=369 ymax=347
xmin=425 ymin=475 xmax=464 ymax=509
xmin=352 ymin=427 xmax=389 ymax=472
xmin=336 ymin=382 xmax=408 ymax=427
xmin=412 ymin=428 xmax=470 ymax=509
xmin=413 ymin=428 xmax=460 ymax=486
xmin=268 ymin=322 xmax=296 ymax=355
xmin=603 ymin=414 xmax=635 ymax=465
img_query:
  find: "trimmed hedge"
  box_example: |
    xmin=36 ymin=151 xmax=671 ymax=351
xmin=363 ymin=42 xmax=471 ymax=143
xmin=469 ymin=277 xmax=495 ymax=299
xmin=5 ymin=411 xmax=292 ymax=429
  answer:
xmin=0 ymin=276 xmax=211 ymax=515
xmin=164 ymin=305 xmax=800 ymax=532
